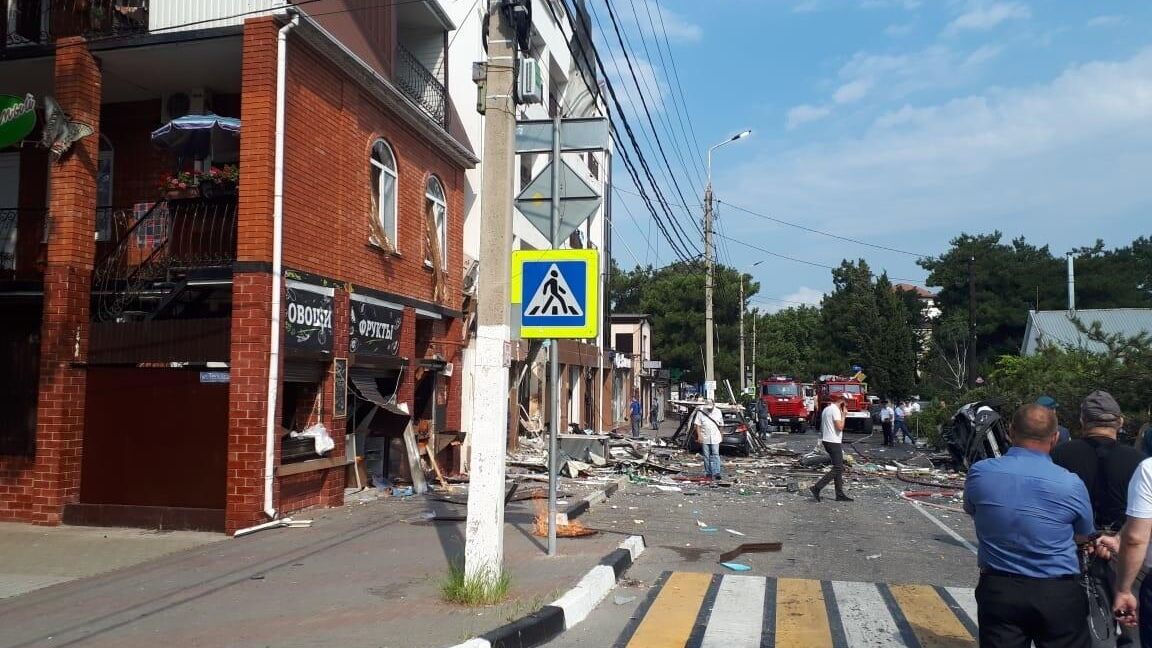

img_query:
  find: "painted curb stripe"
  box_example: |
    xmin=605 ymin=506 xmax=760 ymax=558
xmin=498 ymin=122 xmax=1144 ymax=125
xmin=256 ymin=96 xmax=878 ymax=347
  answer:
xmin=831 ymin=580 xmax=912 ymax=647
xmin=700 ymin=575 xmax=767 ymax=648
xmin=888 ymin=584 xmax=974 ymax=647
xmin=481 ymin=604 xmax=565 ymax=648
xmin=878 ymin=582 xmax=923 ymax=648
xmin=625 ymin=571 xmax=713 ymax=648
xmin=775 ymin=577 xmax=833 ymax=648
xmin=685 ymin=573 xmax=723 ymax=647
xmin=613 ymin=571 xmax=671 ymax=648
xmin=600 ymin=548 xmax=634 ymax=579
xmin=760 ymin=576 xmax=777 ymax=648
xmin=820 ymin=579 xmax=850 ymax=648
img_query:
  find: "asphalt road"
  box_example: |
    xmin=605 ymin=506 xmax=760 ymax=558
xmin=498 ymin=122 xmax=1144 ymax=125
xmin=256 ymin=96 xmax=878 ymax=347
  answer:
xmin=547 ymin=425 xmax=979 ymax=647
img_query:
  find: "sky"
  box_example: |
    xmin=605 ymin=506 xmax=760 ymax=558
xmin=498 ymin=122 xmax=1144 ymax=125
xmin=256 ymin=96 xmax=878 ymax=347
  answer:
xmin=593 ymin=0 xmax=1152 ymax=313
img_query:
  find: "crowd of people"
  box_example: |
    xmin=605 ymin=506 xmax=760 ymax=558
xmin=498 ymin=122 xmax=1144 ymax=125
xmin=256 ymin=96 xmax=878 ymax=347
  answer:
xmin=962 ymin=390 xmax=1152 ymax=647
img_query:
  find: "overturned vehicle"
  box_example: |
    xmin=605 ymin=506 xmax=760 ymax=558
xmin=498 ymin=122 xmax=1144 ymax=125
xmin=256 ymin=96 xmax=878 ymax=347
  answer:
xmin=943 ymin=399 xmax=1012 ymax=470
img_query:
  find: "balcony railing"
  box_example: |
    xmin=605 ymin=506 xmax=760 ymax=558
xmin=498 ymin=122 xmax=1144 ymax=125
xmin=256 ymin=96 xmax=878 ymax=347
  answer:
xmin=0 ymin=207 xmax=47 ymax=279
xmin=3 ymin=0 xmax=148 ymax=49
xmin=92 ymin=197 xmax=237 ymax=322
xmin=394 ymin=45 xmax=447 ymax=130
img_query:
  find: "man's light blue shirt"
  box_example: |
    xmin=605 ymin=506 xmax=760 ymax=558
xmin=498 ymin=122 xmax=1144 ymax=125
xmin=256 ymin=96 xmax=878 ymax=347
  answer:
xmin=963 ymin=446 xmax=1094 ymax=578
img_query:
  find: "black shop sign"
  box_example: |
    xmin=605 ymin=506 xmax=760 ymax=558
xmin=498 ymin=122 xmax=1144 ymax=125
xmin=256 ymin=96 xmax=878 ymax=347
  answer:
xmin=349 ymin=296 xmax=403 ymax=357
xmin=285 ymin=282 xmax=333 ymax=352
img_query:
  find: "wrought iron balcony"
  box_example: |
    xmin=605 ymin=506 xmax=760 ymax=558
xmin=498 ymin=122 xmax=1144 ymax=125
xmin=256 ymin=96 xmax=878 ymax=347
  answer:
xmin=394 ymin=45 xmax=448 ymax=130
xmin=92 ymin=197 xmax=237 ymax=322
xmin=3 ymin=0 xmax=148 ymax=49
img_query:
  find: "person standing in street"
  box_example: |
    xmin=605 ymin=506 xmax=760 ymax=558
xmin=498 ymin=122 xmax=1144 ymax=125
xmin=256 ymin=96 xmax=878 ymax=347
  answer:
xmin=810 ymin=393 xmax=853 ymax=502
xmin=629 ymin=395 xmax=642 ymax=439
xmin=1053 ymin=390 xmax=1143 ymax=646
xmin=693 ymin=401 xmax=724 ymax=482
xmin=649 ymin=396 xmax=659 ymax=430
xmin=1113 ymin=455 xmax=1152 ymax=642
xmin=879 ymin=399 xmax=895 ymax=446
xmin=965 ymin=403 xmax=1113 ymax=647
xmin=894 ymin=401 xmax=913 ymax=444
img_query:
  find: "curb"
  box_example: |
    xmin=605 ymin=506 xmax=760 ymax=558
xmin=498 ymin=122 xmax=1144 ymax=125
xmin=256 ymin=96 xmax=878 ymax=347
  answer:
xmin=565 ymin=475 xmax=627 ymax=520
xmin=446 ymin=535 xmax=647 ymax=648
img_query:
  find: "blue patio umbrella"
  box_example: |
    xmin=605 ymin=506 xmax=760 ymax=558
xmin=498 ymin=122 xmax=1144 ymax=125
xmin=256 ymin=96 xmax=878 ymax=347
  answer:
xmin=150 ymin=113 xmax=241 ymax=161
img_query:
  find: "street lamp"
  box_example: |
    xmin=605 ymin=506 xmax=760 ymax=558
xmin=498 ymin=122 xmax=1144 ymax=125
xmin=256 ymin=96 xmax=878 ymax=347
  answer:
xmin=739 ymin=260 xmax=763 ymax=392
xmin=703 ymin=129 xmax=751 ymax=400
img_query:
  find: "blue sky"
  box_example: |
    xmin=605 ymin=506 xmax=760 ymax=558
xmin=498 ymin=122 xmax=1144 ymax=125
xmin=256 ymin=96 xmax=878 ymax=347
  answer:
xmin=593 ymin=0 xmax=1152 ymax=312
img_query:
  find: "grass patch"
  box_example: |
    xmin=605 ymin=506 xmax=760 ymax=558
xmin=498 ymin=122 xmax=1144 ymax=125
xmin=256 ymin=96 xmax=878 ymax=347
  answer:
xmin=440 ymin=563 xmax=512 ymax=607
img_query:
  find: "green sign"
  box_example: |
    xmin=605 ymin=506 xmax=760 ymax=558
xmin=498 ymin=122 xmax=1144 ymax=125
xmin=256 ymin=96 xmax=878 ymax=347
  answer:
xmin=0 ymin=94 xmax=37 ymax=150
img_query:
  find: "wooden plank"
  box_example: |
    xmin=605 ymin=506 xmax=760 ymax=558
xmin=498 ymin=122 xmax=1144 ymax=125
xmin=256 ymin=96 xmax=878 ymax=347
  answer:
xmin=275 ymin=456 xmax=349 ymax=477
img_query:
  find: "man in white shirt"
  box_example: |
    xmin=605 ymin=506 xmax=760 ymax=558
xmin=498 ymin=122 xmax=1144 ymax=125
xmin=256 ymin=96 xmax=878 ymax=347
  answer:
xmin=879 ymin=399 xmax=895 ymax=446
xmin=693 ymin=401 xmax=725 ymax=481
xmin=810 ymin=393 xmax=853 ymax=502
xmin=1112 ymin=457 xmax=1152 ymax=636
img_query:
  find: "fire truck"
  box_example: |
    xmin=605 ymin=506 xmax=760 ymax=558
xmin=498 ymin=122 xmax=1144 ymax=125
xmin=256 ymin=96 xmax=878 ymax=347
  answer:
xmin=759 ymin=376 xmax=808 ymax=434
xmin=813 ymin=375 xmax=872 ymax=433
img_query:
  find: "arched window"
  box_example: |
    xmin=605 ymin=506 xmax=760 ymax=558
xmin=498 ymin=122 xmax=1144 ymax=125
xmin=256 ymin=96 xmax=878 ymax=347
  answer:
xmin=369 ymin=139 xmax=398 ymax=249
xmin=425 ymin=175 xmax=446 ymax=270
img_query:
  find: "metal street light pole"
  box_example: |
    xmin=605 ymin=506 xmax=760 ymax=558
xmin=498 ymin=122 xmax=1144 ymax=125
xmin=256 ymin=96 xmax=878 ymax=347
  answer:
xmin=704 ymin=130 xmax=751 ymax=401
xmin=738 ymin=260 xmax=762 ymax=392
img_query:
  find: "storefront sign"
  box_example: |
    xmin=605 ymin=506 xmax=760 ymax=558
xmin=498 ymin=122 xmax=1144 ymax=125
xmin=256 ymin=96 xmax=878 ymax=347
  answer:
xmin=0 ymin=94 xmax=37 ymax=150
xmin=285 ymin=281 xmax=334 ymax=352
xmin=199 ymin=371 xmax=230 ymax=384
xmin=349 ymin=295 xmax=403 ymax=357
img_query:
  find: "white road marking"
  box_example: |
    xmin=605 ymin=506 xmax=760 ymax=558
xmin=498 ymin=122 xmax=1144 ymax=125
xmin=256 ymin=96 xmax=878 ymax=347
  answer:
xmin=887 ymin=484 xmax=978 ymax=555
xmin=831 ymin=580 xmax=912 ymax=647
xmin=700 ymin=575 xmax=766 ymax=648
xmin=946 ymin=586 xmax=979 ymax=626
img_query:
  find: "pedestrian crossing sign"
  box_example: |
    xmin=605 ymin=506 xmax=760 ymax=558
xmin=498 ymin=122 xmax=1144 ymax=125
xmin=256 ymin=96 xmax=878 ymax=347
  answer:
xmin=511 ymin=249 xmax=599 ymax=339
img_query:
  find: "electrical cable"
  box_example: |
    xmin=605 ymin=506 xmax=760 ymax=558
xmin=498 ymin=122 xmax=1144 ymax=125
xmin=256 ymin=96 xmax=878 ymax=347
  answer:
xmin=713 ymin=230 xmax=930 ymax=285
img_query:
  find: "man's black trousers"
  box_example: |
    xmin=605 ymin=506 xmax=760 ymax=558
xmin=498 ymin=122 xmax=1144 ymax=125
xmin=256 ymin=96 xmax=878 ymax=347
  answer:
xmin=976 ymin=571 xmax=1089 ymax=648
xmin=813 ymin=441 xmax=845 ymax=496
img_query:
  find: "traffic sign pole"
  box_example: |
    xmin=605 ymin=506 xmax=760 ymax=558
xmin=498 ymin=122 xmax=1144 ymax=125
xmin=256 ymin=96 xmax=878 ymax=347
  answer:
xmin=547 ymin=110 xmax=562 ymax=557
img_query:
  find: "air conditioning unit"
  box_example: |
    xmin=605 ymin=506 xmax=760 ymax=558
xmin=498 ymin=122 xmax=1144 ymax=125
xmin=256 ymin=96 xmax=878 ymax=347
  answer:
xmin=462 ymin=257 xmax=479 ymax=296
xmin=517 ymin=56 xmax=543 ymax=104
xmin=161 ymin=87 xmax=214 ymax=122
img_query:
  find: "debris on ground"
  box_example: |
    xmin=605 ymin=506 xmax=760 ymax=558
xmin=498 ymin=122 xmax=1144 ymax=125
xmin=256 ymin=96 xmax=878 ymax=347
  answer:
xmin=718 ymin=542 xmax=784 ymax=563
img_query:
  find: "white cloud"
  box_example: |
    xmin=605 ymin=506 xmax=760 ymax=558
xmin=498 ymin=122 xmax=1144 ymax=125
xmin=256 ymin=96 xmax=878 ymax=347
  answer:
xmin=885 ymin=22 xmax=915 ymax=37
xmin=758 ymin=287 xmax=826 ymax=313
xmin=795 ymin=0 xmax=920 ymax=12
xmin=647 ymin=1 xmax=702 ymax=43
xmin=1087 ymin=15 xmax=1126 ymax=29
xmin=731 ymin=47 xmax=1152 ymax=258
xmin=786 ymin=104 xmax=833 ymax=129
xmin=946 ymin=1 xmax=1031 ymax=34
xmin=834 ymin=78 xmax=873 ymax=104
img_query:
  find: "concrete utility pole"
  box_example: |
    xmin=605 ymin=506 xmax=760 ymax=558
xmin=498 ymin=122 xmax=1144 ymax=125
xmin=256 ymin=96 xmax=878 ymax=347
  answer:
xmin=738 ymin=275 xmax=745 ymax=392
xmin=966 ymin=256 xmax=977 ymax=388
xmin=465 ymin=0 xmax=517 ymax=585
xmin=751 ymin=309 xmax=757 ymax=389
xmin=704 ymin=130 xmax=750 ymax=401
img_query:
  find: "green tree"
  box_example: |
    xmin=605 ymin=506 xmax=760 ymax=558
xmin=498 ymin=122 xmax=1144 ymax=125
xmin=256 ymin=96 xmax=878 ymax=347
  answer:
xmin=751 ymin=305 xmax=824 ymax=380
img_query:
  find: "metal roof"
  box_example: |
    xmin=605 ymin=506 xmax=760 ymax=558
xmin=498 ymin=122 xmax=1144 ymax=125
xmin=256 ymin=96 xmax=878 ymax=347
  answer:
xmin=1021 ymin=308 xmax=1152 ymax=355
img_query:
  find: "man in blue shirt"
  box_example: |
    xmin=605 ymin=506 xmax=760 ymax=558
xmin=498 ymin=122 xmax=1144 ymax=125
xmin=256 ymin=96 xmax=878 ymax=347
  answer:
xmin=629 ymin=395 xmax=642 ymax=439
xmin=965 ymin=403 xmax=1109 ymax=647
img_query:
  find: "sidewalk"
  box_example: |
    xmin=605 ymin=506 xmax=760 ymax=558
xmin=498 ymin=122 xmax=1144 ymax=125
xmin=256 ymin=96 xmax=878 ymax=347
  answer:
xmin=0 ymin=483 xmax=627 ymax=648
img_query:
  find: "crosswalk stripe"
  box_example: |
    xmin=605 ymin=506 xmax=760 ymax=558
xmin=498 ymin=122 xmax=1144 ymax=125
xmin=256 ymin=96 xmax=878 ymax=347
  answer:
xmin=775 ymin=577 xmax=834 ymax=648
xmin=700 ymin=575 xmax=767 ymax=648
xmin=832 ymin=580 xmax=914 ymax=647
xmin=888 ymin=584 xmax=975 ymax=647
xmin=625 ymin=571 xmax=713 ymax=648
xmin=939 ymin=586 xmax=979 ymax=639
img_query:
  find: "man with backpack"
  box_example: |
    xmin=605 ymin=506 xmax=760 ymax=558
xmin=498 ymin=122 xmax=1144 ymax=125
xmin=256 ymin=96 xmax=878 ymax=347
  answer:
xmin=1053 ymin=390 xmax=1142 ymax=646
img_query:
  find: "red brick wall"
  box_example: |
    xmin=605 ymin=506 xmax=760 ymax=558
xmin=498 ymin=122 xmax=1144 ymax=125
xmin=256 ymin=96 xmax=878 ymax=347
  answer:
xmin=0 ymin=38 xmax=102 ymax=525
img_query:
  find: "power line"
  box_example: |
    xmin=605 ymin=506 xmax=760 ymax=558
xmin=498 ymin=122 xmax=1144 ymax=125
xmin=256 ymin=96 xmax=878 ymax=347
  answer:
xmin=648 ymin=0 xmax=708 ymax=181
xmin=713 ymin=231 xmax=929 ymax=285
xmin=716 ymin=200 xmax=932 ymax=258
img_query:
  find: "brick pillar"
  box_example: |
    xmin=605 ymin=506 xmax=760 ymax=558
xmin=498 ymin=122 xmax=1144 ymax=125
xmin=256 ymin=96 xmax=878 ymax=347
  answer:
xmin=225 ymin=17 xmax=280 ymax=534
xmin=30 ymin=37 xmax=101 ymax=525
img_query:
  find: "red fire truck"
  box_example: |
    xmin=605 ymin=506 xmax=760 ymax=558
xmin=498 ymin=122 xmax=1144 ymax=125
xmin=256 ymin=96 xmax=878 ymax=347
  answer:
xmin=759 ymin=376 xmax=808 ymax=434
xmin=813 ymin=375 xmax=872 ymax=433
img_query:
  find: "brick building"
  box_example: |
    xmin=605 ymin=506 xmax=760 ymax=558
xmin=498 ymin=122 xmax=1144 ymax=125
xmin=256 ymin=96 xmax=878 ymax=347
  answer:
xmin=0 ymin=1 xmax=475 ymax=533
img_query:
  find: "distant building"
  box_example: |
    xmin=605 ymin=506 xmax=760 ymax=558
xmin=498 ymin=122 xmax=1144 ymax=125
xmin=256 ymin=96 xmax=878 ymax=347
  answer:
xmin=609 ymin=314 xmax=665 ymax=427
xmin=894 ymin=283 xmax=941 ymax=359
xmin=1021 ymin=308 xmax=1152 ymax=355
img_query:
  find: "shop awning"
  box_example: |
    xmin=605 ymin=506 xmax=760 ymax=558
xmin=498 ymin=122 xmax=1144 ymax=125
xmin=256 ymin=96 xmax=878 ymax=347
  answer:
xmin=349 ymin=368 xmax=409 ymax=418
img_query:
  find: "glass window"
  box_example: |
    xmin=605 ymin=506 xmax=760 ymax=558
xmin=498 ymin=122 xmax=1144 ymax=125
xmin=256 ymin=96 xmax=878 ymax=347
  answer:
xmin=425 ymin=175 xmax=446 ymax=269
xmin=762 ymin=383 xmax=798 ymax=397
xmin=370 ymin=139 xmax=398 ymax=249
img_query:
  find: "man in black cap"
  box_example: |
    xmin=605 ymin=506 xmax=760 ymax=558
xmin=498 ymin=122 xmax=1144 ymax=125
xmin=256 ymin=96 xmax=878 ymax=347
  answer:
xmin=1053 ymin=390 xmax=1141 ymax=645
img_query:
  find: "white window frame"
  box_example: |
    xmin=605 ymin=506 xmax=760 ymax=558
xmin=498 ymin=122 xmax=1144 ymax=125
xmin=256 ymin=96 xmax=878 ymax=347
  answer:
xmin=425 ymin=175 xmax=447 ymax=270
xmin=370 ymin=139 xmax=398 ymax=250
